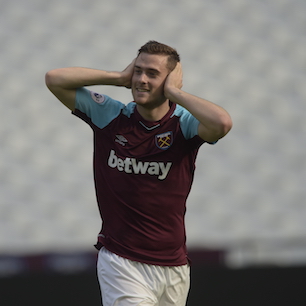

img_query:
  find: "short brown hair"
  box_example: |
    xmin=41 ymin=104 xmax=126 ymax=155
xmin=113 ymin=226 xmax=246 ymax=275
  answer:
xmin=138 ymin=40 xmax=180 ymax=71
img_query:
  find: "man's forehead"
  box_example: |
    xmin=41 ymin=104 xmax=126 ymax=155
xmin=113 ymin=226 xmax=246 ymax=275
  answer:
xmin=135 ymin=53 xmax=169 ymax=71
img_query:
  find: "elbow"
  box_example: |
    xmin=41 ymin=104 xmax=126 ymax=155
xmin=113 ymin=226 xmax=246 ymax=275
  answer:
xmin=223 ymin=114 xmax=233 ymax=134
xmin=45 ymin=69 xmax=62 ymax=88
xmin=45 ymin=70 xmax=55 ymax=88
xmin=199 ymin=114 xmax=232 ymax=143
xmin=210 ymin=114 xmax=232 ymax=141
xmin=219 ymin=114 xmax=233 ymax=138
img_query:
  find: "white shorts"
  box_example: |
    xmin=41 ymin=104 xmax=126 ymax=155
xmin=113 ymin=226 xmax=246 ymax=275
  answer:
xmin=97 ymin=247 xmax=190 ymax=306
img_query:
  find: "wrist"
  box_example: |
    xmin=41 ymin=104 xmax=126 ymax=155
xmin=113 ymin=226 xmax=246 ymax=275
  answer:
xmin=118 ymin=71 xmax=132 ymax=87
xmin=101 ymin=71 xmax=124 ymax=86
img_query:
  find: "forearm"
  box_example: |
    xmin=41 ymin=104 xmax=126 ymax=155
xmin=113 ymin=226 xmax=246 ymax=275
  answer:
xmin=45 ymin=67 xmax=124 ymax=89
xmin=46 ymin=60 xmax=135 ymax=111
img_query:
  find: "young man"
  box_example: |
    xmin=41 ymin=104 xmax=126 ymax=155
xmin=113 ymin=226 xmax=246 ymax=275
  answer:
xmin=45 ymin=41 xmax=232 ymax=306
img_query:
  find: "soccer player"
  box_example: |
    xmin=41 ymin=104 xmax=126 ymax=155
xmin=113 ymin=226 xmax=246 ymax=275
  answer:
xmin=45 ymin=41 xmax=232 ymax=306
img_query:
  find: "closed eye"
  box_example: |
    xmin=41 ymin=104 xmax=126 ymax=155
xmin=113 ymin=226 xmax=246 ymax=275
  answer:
xmin=148 ymin=72 xmax=157 ymax=78
xmin=134 ymin=69 xmax=142 ymax=74
xmin=147 ymin=69 xmax=159 ymax=77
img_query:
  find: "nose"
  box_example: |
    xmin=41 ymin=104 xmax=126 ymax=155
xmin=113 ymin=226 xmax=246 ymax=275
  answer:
xmin=138 ymin=72 xmax=148 ymax=84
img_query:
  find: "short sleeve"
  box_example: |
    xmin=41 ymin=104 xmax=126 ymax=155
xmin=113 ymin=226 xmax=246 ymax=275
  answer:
xmin=172 ymin=105 xmax=200 ymax=140
xmin=74 ymin=88 xmax=125 ymax=129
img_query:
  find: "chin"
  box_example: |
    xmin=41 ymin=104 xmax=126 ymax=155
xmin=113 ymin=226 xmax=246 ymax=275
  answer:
xmin=133 ymin=97 xmax=146 ymax=105
xmin=132 ymin=91 xmax=146 ymax=103
xmin=133 ymin=95 xmax=151 ymax=105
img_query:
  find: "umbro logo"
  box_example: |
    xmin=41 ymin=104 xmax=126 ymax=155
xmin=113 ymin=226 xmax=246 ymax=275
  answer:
xmin=115 ymin=135 xmax=128 ymax=146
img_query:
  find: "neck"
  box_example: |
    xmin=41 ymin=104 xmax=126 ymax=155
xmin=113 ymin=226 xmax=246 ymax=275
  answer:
xmin=136 ymin=101 xmax=170 ymax=121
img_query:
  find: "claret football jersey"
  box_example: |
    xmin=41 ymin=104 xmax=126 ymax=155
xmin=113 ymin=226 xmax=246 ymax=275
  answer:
xmin=73 ymin=88 xmax=208 ymax=266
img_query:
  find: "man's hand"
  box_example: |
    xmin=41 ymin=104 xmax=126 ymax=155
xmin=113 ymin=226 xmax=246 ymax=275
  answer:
xmin=164 ymin=62 xmax=183 ymax=99
xmin=162 ymin=61 xmax=232 ymax=142
xmin=118 ymin=59 xmax=136 ymax=88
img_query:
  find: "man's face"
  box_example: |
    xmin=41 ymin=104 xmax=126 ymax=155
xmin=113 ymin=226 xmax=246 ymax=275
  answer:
xmin=131 ymin=53 xmax=170 ymax=109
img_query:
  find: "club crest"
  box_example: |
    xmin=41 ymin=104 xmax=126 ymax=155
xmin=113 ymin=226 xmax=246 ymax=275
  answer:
xmin=155 ymin=131 xmax=173 ymax=150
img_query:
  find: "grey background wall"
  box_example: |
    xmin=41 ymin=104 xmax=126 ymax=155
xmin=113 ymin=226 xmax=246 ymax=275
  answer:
xmin=1 ymin=0 xmax=306 ymax=295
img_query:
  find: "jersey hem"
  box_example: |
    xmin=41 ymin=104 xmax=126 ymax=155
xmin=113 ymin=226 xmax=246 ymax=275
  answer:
xmin=94 ymin=241 xmax=190 ymax=267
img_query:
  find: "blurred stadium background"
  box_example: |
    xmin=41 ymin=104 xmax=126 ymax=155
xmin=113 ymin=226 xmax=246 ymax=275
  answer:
xmin=1 ymin=0 xmax=305 ymax=304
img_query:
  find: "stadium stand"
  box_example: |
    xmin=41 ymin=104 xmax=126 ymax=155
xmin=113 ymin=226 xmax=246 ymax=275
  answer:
xmin=1 ymin=0 xmax=306 ymax=272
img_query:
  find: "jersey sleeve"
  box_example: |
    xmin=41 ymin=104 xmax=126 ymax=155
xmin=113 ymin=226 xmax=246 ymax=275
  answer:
xmin=174 ymin=104 xmax=217 ymax=145
xmin=173 ymin=104 xmax=201 ymax=139
xmin=73 ymin=87 xmax=125 ymax=129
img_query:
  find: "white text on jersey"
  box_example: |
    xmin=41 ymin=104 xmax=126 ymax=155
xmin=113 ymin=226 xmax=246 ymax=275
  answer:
xmin=108 ymin=150 xmax=172 ymax=180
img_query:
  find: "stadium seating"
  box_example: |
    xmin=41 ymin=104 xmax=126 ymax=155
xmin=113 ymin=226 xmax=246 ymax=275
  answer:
xmin=1 ymin=0 xmax=305 ymax=268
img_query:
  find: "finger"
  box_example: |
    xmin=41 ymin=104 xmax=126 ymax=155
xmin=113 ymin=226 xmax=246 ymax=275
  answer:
xmin=175 ymin=62 xmax=182 ymax=71
xmin=123 ymin=58 xmax=136 ymax=72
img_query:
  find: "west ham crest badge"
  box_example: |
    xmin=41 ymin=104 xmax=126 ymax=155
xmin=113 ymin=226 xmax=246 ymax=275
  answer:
xmin=155 ymin=131 xmax=173 ymax=150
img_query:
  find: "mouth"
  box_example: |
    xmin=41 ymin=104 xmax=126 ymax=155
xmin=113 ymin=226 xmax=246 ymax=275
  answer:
xmin=136 ymin=88 xmax=150 ymax=93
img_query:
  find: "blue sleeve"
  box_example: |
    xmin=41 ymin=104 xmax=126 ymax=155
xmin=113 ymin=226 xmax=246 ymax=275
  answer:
xmin=75 ymin=88 xmax=125 ymax=129
xmin=173 ymin=105 xmax=217 ymax=144
xmin=173 ymin=105 xmax=201 ymax=140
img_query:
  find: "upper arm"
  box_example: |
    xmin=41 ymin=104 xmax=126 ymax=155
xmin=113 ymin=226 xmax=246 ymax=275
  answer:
xmin=198 ymin=123 xmax=220 ymax=143
xmin=198 ymin=114 xmax=232 ymax=143
xmin=176 ymin=104 xmax=231 ymax=143
xmin=45 ymin=71 xmax=76 ymax=111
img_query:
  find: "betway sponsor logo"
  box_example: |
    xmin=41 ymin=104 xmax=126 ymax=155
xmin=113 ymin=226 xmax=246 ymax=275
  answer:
xmin=108 ymin=150 xmax=172 ymax=180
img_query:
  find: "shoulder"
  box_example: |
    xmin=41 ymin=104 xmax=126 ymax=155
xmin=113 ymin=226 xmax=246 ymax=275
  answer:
xmin=76 ymin=88 xmax=124 ymax=111
xmin=74 ymin=88 xmax=136 ymax=129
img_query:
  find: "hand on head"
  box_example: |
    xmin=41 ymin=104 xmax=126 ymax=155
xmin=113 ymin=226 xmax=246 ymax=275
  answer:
xmin=164 ymin=62 xmax=183 ymax=98
xmin=119 ymin=59 xmax=136 ymax=88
